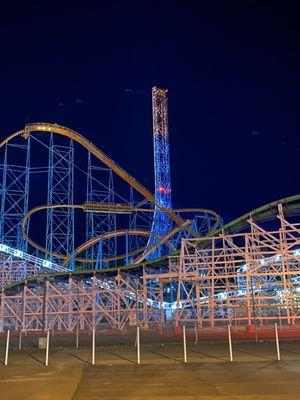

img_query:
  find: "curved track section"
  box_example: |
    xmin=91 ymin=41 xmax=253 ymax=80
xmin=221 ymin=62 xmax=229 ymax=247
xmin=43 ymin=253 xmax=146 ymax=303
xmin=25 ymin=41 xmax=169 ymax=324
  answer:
xmin=214 ymin=193 xmax=300 ymax=235
xmin=61 ymin=229 xmax=150 ymax=267
xmin=2 ymin=123 xmax=183 ymax=226
xmin=1 ymin=122 xmax=221 ymax=269
xmin=5 ymin=193 xmax=300 ymax=291
xmin=21 ymin=203 xmax=218 ymax=266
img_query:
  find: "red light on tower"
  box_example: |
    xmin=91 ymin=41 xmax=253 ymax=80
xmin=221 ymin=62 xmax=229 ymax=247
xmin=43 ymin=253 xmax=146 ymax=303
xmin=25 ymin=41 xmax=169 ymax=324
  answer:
xmin=156 ymin=186 xmax=172 ymax=195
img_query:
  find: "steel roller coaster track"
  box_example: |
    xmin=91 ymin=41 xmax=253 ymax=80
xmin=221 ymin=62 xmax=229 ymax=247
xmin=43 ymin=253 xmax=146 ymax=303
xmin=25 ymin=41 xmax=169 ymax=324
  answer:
xmin=1 ymin=118 xmax=299 ymax=332
xmin=74 ymin=193 xmax=300 ymax=272
xmin=4 ymin=193 xmax=300 ymax=292
xmin=21 ymin=203 xmax=203 ymax=265
xmin=2 ymin=123 xmax=188 ymax=225
xmin=2 ymin=123 xmax=300 ymax=290
xmin=0 ymin=123 xmax=220 ymax=271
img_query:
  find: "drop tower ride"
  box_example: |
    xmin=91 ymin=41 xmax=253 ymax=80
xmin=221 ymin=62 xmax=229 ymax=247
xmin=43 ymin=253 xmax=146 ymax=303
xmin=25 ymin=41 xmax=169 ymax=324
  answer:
xmin=151 ymin=87 xmax=173 ymax=255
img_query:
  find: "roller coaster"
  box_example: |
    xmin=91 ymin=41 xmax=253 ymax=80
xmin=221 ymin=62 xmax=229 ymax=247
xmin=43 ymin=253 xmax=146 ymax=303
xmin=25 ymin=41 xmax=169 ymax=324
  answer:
xmin=0 ymin=88 xmax=300 ymax=333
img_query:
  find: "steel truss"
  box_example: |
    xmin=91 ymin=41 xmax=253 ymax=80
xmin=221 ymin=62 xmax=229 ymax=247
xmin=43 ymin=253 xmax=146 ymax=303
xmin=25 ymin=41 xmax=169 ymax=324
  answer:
xmin=0 ymin=138 xmax=30 ymax=251
xmin=46 ymin=134 xmax=74 ymax=265
xmin=175 ymin=205 xmax=300 ymax=327
xmin=0 ymin=244 xmax=69 ymax=288
xmin=0 ymin=256 xmax=38 ymax=288
xmin=0 ymin=122 xmax=220 ymax=274
xmin=0 ymin=274 xmax=163 ymax=332
xmin=148 ymin=87 xmax=173 ymax=259
xmin=2 ymin=206 xmax=300 ymax=332
xmin=86 ymin=151 xmax=116 ymax=268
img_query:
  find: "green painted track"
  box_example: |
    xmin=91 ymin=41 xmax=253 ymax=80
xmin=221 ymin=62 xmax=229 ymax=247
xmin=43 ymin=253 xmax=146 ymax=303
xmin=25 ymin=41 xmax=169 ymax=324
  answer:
xmin=5 ymin=194 xmax=300 ymax=291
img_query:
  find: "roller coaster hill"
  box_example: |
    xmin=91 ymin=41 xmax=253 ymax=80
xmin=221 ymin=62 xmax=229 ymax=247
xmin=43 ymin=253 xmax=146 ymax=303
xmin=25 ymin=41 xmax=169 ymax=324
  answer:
xmin=0 ymin=88 xmax=300 ymax=334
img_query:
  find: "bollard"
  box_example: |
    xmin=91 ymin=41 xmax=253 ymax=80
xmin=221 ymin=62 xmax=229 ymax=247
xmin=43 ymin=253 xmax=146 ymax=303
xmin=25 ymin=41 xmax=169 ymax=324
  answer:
xmin=18 ymin=331 xmax=22 ymax=350
xmin=92 ymin=328 xmax=95 ymax=365
xmin=76 ymin=325 xmax=79 ymax=349
xmin=45 ymin=330 xmax=50 ymax=367
xmin=228 ymin=324 xmax=233 ymax=362
xmin=4 ymin=330 xmax=10 ymax=366
xmin=275 ymin=323 xmax=281 ymax=361
xmin=137 ymin=326 xmax=140 ymax=365
xmin=183 ymin=325 xmax=187 ymax=363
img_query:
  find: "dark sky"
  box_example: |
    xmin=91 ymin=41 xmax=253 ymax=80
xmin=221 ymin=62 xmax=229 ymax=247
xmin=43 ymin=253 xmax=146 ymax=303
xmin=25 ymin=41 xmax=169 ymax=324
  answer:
xmin=1 ymin=0 xmax=299 ymax=222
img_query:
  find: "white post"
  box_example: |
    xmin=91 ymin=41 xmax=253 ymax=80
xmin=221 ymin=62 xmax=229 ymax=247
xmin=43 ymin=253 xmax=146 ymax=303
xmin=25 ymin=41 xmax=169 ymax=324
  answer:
xmin=45 ymin=330 xmax=50 ymax=367
xmin=92 ymin=328 xmax=95 ymax=365
xmin=275 ymin=323 xmax=281 ymax=361
xmin=137 ymin=326 xmax=140 ymax=365
xmin=18 ymin=330 xmax=22 ymax=350
xmin=183 ymin=325 xmax=187 ymax=363
xmin=228 ymin=324 xmax=233 ymax=362
xmin=76 ymin=325 xmax=79 ymax=349
xmin=4 ymin=330 xmax=10 ymax=366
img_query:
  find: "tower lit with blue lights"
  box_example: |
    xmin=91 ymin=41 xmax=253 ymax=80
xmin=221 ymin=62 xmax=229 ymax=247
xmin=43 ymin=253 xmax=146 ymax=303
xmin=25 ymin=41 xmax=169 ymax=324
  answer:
xmin=151 ymin=87 xmax=173 ymax=255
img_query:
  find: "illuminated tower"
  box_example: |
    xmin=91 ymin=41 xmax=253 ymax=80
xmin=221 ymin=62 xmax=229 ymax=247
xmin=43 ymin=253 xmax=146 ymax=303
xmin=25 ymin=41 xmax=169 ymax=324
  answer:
xmin=151 ymin=87 xmax=173 ymax=252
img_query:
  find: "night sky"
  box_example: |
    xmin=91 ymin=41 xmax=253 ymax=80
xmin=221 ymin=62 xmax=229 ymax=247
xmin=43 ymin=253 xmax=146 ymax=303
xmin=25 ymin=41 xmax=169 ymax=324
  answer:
xmin=1 ymin=1 xmax=299 ymax=223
